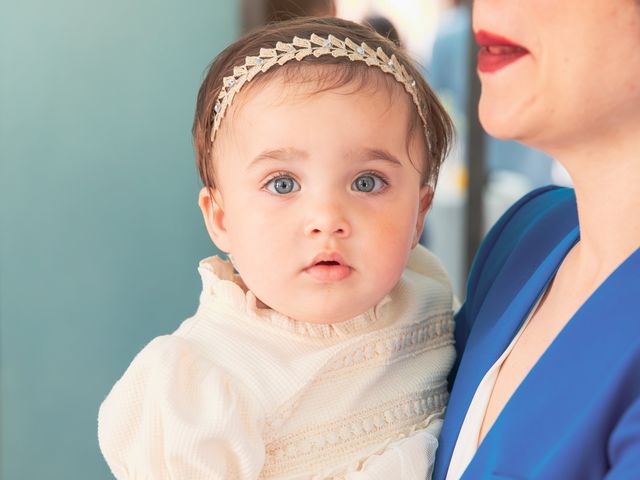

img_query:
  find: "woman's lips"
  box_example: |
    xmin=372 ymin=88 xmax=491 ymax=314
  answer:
xmin=475 ymin=30 xmax=529 ymax=74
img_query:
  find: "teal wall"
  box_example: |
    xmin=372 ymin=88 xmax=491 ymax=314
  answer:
xmin=0 ymin=1 xmax=238 ymax=478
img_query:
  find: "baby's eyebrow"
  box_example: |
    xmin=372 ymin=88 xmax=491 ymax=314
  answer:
xmin=352 ymin=148 xmax=403 ymax=167
xmin=247 ymin=147 xmax=403 ymax=169
xmin=248 ymin=147 xmax=308 ymax=169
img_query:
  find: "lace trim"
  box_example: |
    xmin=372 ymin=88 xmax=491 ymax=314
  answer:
xmin=197 ymin=256 xmax=392 ymax=338
xmin=322 ymin=312 xmax=454 ymax=375
xmin=261 ymin=386 xmax=448 ymax=477
xmin=264 ymin=313 xmax=453 ymax=432
xmin=312 ymin=410 xmax=443 ymax=479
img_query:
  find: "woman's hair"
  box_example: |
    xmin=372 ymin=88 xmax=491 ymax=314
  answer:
xmin=192 ymin=17 xmax=453 ymax=189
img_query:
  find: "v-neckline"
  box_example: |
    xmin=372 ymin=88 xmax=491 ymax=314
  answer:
xmin=467 ymin=225 xmax=581 ymax=365
xmin=475 ymin=237 xmax=640 ymax=447
xmin=445 ymin=226 xmax=581 ymax=479
xmin=480 ymin=229 xmax=581 ymax=408
xmin=452 ymin=230 xmax=640 ymax=479
xmin=503 ymin=233 xmax=640 ymax=371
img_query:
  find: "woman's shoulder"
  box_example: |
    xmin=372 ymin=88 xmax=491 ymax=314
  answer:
xmin=466 ymin=186 xmax=577 ymax=299
xmin=476 ymin=185 xmax=576 ymax=261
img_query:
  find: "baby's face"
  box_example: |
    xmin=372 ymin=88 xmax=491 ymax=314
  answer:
xmin=202 ymin=75 xmax=431 ymax=324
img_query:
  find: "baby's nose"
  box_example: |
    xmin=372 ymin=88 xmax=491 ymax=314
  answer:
xmin=303 ymin=201 xmax=351 ymax=238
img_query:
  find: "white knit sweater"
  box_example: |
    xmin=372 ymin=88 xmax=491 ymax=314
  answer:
xmin=98 ymin=245 xmax=456 ymax=479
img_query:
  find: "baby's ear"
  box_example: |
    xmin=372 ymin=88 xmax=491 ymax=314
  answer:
xmin=412 ymin=185 xmax=434 ymax=248
xmin=198 ymin=187 xmax=231 ymax=253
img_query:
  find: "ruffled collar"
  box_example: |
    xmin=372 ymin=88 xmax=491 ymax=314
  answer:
xmin=196 ymin=256 xmax=392 ymax=339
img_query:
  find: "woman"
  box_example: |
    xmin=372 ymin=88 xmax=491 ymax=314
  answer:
xmin=433 ymin=1 xmax=640 ymax=478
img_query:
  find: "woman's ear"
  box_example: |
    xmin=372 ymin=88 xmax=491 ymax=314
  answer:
xmin=198 ymin=187 xmax=231 ymax=253
xmin=412 ymin=185 xmax=434 ymax=248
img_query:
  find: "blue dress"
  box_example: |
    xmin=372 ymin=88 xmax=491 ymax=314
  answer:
xmin=433 ymin=186 xmax=640 ymax=479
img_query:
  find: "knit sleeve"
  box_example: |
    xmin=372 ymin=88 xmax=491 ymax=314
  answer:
xmin=343 ymin=419 xmax=442 ymax=480
xmin=97 ymin=336 xmax=265 ymax=480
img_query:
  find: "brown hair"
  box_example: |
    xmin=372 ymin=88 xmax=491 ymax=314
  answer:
xmin=192 ymin=16 xmax=453 ymax=189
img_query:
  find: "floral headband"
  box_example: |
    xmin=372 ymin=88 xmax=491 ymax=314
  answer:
xmin=209 ymin=33 xmax=427 ymax=143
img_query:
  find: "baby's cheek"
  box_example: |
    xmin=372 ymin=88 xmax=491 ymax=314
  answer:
xmin=367 ymin=221 xmax=414 ymax=277
xmin=371 ymin=209 xmax=417 ymax=247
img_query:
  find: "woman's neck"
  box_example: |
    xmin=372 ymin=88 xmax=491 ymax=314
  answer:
xmin=553 ymin=127 xmax=640 ymax=276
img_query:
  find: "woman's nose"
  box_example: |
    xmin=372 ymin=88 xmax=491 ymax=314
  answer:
xmin=303 ymin=200 xmax=351 ymax=238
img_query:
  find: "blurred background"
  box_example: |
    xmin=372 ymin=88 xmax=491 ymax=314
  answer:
xmin=0 ymin=0 xmax=568 ymax=478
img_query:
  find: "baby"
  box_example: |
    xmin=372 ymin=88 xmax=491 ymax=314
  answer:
xmin=98 ymin=17 xmax=456 ymax=479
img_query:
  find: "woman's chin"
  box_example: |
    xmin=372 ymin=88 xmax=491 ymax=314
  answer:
xmin=478 ymin=97 xmax=526 ymax=141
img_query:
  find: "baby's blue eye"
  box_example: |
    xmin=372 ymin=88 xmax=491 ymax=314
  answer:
xmin=265 ymin=175 xmax=300 ymax=195
xmin=352 ymin=174 xmax=386 ymax=193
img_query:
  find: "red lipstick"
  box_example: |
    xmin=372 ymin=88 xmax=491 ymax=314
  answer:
xmin=475 ymin=30 xmax=529 ymax=73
